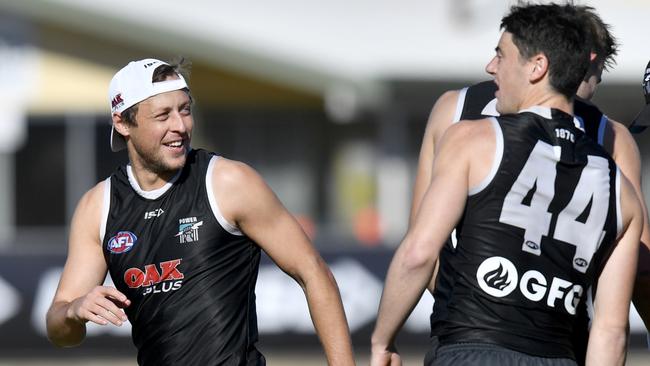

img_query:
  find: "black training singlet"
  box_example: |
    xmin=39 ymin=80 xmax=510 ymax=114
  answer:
xmin=101 ymin=149 xmax=264 ymax=366
xmin=431 ymin=108 xmax=621 ymax=359
xmin=433 ymin=80 xmax=610 ymax=364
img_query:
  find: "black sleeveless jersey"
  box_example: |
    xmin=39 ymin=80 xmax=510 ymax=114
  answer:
xmin=431 ymin=109 xmax=621 ymax=358
xmin=452 ymin=80 xmax=608 ymax=144
xmin=432 ymin=81 xmax=612 ymax=363
xmin=101 ymin=149 xmax=264 ymax=366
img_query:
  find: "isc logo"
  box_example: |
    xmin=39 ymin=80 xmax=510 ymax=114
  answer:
xmin=124 ymin=259 xmax=184 ymax=296
xmin=144 ymin=208 xmax=164 ymax=220
xmin=107 ymin=231 xmax=137 ymax=254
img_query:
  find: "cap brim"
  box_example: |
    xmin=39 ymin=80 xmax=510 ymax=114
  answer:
xmin=110 ymin=125 xmax=127 ymax=152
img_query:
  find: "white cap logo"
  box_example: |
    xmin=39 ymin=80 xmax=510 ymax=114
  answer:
xmin=476 ymin=256 xmax=518 ymax=298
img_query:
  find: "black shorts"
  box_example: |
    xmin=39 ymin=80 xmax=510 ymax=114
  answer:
xmin=426 ymin=343 xmax=577 ymax=366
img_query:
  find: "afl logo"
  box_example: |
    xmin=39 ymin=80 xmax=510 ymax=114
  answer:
xmin=574 ymin=257 xmax=588 ymax=268
xmin=476 ymin=256 xmax=518 ymax=298
xmin=524 ymin=241 xmax=539 ymax=251
xmin=108 ymin=231 xmax=137 ymax=254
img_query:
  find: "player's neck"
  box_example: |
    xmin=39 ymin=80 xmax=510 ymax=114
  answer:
xmin=518 ymin=88 xmax=573 ymax=116
xmin=128 ymin=161 xmax=180 ymax=191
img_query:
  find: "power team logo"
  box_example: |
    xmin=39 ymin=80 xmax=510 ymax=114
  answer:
xmin=124 ymin=259 xmax=184 ymax=296
xmin=107 ymin=231 xmax=137 ymax=254
xmin=476 ymin=256 xmax=518 ymax=297
xmin=476 ymin=256 xmax=584 ymax=315
xmin=175 ymin=217 xmax=203 ymax=243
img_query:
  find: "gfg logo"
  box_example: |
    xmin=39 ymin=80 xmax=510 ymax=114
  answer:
xmin=476 ymin=256 xmax=518 ymax=297
xmin=476 ymin=256 xmax=583 ymax=314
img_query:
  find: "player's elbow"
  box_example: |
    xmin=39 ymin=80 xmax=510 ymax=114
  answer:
xmin=292 ymin=255 xmax=335 ymax=291
xmin=590 ymin=315 xmax=628 ymax=340
xmin=399 ymin=237 xmax=437 ymax=272
xmin=589 ymin=321 xmax=628 ymax=350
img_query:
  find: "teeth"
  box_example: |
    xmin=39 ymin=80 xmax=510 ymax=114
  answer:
xmin=166 ymin=141 xmax=182 ymax=147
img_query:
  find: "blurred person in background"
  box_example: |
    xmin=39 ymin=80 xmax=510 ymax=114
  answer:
xmin=45 ymin=58 xmax=355 ymax=366
xmin=409 ymin=4 xmax=650 ymax=364
xmin=371 ymin=3 xmax=641 ymax=365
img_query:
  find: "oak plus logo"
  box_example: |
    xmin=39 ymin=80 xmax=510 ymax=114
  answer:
xmin=476 ymin=256 xmax=518 ymax=297
xmin=124 ymin=259 xmax=184 ymax=296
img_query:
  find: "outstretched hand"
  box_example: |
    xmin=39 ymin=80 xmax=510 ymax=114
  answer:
xmin=67 ymin=286 xmax=130 ymax=326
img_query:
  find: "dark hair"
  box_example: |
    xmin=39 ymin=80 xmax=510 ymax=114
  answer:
xmin=501 ymin=3 xmax=591 ymax=98
xmin=121 ymin=57 xmax=192 ymax=125
xmin=578 ymin=5 xmax=618 ymax=71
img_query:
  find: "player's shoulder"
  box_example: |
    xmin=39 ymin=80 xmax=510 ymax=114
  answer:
xmin=211 ymin=157 xmax=265 ymax=191
xmin=439 ymin=118 xmax=497 ymax=168
xmin=445 ymin=117 xmax=495 ymax=144
xmin=425 ymin=89 xmax=463 ymax=140
xmin=72 ymin=180 xmax=107 ymax=221
xmin=209 ymin=157 xmax=279 ymax=220
xmin=604 ymin=117 xmax=640 ymax=159
xmin=85 ymin=180 xmax=108 ymax=205
xmin=606 ymin=118 xmax=633 ymax=137
xmin=432 ymin=89 xmax=460 ymax=111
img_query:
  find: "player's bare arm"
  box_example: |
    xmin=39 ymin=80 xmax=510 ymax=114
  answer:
xmin=605 ymin=119 xmax=650 ymax=246
xmin=212 ymin=158 xmax=355 ymax=366
xmin=410 ymin=90 xmax=460 ymax=295
xmin=409 ymin=90 xmax=460 ymax=226
xmin=46 ymin=182 xmax=130 ymax=347
xmin=603 ymin=119 xmax=650 ymax=329
xmin=586 ymin=174 xmax=641 ymax=366
xmin=371 ymin=119 xmax=494 ymax=365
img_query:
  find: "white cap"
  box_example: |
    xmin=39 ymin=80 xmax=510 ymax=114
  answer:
xmin=108 ymin=58 xmax=188 ymax=151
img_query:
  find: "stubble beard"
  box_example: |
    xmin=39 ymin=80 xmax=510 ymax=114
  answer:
xmin=132 ymin=143 xmax=186 ymax=178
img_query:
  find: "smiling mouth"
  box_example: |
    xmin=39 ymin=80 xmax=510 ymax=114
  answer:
xmin=164 ymin=141 xmax=183 ymax=148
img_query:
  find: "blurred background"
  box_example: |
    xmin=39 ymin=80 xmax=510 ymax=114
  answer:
xmin=0 ymin=0 xmax=648 ymax=364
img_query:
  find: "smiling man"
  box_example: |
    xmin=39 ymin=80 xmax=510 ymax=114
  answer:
xmin=45 ymin=58 xmax=355 ymax=366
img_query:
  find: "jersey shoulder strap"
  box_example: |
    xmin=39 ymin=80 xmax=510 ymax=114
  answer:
xmin=574 ymin=97 xmax=607 ymax=146
xmin=455 ymin=80 xmax=499 ymax=122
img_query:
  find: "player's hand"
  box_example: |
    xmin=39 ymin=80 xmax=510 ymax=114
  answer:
xmin=370 ymin=348 xmax=402 ymax=366
xmin=66 ymin=286 xmax=130 ymax=326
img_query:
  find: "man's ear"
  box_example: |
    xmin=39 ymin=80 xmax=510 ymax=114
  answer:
xmin=112 ymin=113 xmax=131 ymax=138
xmin=530 ymin=54 xmax=549 ymax=83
